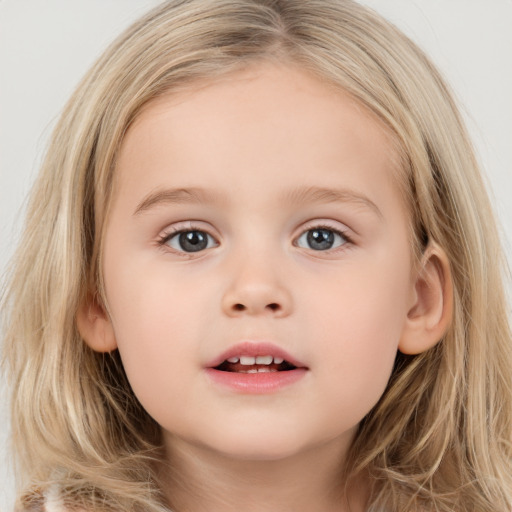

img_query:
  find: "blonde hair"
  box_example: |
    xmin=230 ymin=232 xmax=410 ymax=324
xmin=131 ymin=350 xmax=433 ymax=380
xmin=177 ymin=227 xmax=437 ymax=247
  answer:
xmin=2 ymin=0 xmax=511 ymax=510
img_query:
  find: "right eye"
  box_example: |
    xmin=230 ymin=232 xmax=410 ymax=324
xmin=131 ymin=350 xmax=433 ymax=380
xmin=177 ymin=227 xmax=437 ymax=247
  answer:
xmin=163 ymin=229 xmax=217 ymax=253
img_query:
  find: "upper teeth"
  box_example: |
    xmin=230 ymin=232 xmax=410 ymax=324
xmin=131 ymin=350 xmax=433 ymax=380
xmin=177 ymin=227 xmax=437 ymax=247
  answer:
xmin=227 ymin=355 xmax=285 ymax=365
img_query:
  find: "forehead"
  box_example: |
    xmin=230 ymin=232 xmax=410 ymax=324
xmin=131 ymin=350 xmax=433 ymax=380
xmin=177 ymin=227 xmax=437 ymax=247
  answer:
xmin=113 ymin=62 xmax=403 ymax=212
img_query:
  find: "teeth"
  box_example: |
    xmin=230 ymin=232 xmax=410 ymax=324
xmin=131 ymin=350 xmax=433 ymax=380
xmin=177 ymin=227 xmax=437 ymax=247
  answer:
xmin=255 ymin=355 xmax=273 ymax=365
xmin=230 ymin=355 xmax=285 ymax=366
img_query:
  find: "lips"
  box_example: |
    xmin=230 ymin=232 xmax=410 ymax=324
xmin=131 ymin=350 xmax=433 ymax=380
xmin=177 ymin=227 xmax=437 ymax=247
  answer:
xmin=205 ymin=341 xmax=308 ymax=371
xmin=204 ymin=342 xmax=308 ymax=393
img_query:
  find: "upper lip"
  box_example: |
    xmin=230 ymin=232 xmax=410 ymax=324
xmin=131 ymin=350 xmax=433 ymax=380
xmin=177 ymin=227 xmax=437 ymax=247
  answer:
xmin=206 ymin=341 xmax=308 ymax=369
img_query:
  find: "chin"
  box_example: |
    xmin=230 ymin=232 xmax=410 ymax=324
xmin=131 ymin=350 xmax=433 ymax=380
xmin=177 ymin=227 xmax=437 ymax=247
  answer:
xmin=201 ymin=429 xmax=311 ymax=462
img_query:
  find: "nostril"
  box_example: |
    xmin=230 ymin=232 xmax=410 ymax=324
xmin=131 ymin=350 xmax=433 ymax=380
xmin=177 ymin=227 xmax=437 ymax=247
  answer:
xmin=232 ymin=303 xmax=280 ymax=312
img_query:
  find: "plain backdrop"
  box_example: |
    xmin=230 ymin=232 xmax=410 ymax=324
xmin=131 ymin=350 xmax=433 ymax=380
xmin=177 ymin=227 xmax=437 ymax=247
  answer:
xmin=1 ymin=1 xmax=511 ymax=509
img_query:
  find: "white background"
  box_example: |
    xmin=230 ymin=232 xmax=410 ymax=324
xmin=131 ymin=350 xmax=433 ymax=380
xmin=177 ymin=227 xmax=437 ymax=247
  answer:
xmin=1 ymin=1 xmax=511 ymax=509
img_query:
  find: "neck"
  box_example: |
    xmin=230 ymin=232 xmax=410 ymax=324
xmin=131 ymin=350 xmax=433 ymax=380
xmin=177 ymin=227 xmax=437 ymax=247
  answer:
xmin=159 ymin=435 xmax=369 ymax=512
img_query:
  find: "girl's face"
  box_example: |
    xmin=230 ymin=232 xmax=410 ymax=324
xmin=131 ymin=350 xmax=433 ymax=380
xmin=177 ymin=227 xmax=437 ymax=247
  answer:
xmin=102 ymin=62 xmax=416 ymax=461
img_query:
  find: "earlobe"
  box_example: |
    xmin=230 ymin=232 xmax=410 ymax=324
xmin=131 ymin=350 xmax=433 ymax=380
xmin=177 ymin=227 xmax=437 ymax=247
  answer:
xmin=76 ymin=293 xmax=118 ymax=353
xmin=398 ymin=242 xmax=453 ymax=355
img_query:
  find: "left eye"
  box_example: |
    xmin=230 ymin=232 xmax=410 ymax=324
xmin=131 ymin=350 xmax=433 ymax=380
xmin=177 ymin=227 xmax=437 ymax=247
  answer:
xmin=165 ymin=230 xmax=217 ymax=253
xmin=296 ymin=228 xmax=347 ymax=251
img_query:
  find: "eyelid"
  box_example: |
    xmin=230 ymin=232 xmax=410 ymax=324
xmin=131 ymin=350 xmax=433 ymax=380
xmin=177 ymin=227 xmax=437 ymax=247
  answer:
xmin=294 ymin=219 xmax=353 ymax=239
xmin=292 ymin=220 xmax=354 ymax=252
xmin=158 ymin=220 xmax=217 ymax=237
xmin=157 ymin=221 xmax=220 ymax=251
xmin=155 ymin=219 xmax=354 ymax=255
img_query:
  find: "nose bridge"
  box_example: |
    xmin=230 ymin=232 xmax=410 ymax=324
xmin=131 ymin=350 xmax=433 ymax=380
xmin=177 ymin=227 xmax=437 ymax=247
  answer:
xmin=221 ymin=241 xmax=292 ymax=318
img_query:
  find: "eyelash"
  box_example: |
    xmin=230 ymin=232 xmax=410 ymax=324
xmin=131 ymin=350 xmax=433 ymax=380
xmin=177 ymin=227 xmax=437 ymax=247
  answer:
xmin=157 ymin=223 xmax=353 ymax=255
xmin=157 ymin=224 xmax=217 ymax=256
xmin=295 ymin=224 xmax=352 ymax=252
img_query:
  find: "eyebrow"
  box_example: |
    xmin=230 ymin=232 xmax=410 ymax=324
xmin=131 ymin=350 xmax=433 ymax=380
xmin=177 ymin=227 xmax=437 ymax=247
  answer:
xmin=282 ymin=186 xmax=383 ymax=219
xmin=133 ymin=187 xmax=224 ymax=216
xmin=133 ymin=185 xmax=382 ymax=218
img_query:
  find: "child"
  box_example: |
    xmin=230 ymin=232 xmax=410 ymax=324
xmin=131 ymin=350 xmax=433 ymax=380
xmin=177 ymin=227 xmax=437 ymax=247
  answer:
xmin=2 ymin=0 xmax=511 ymax=511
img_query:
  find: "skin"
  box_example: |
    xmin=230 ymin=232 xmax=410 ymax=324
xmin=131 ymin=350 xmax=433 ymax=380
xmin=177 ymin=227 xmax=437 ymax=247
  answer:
xmin=79 ymin=61 xmax=452 ymax=511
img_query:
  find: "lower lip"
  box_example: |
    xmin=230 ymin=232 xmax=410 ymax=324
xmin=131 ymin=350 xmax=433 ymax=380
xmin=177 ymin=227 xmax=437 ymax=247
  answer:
xmin=204 ymin=368 xmax=308 ymax=394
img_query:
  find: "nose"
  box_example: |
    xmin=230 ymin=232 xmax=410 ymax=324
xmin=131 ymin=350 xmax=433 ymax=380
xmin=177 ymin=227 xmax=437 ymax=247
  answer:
xmin=221 ymin=256 xmax=293 ymax=318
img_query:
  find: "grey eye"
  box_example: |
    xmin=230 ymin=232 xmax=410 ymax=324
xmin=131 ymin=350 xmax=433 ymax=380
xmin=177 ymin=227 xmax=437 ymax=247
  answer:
xmin=167 ymin=230 xmax=216 ymax=252
xmin=296 ymin=228 xmax=347 ymax=251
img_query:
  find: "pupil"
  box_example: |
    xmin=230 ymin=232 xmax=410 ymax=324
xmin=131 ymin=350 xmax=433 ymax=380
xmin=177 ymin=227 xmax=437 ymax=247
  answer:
xmin=179 ymin=231 xmax=208 ymax=252
xmin=307 ymin=229 xmax=334 ymax=250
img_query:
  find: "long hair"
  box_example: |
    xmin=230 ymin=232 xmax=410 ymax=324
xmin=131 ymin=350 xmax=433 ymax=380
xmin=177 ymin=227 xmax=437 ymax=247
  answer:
xmin=2 ymin=1 xmax=511 ymax=510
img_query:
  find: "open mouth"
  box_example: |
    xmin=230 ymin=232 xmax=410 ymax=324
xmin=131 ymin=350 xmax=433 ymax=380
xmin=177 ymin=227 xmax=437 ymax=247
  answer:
xmin=206 ymin=344 xmax=307 ymax=392
xmin=214 ymin=355 xmax=298 ymax=373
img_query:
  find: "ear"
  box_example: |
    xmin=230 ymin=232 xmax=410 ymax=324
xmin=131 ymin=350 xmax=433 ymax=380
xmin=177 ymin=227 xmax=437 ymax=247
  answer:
xmin=398 ymin=242 xmax=453 ymax=355
xmin=76 ymin=292 xmax=117 ymax=353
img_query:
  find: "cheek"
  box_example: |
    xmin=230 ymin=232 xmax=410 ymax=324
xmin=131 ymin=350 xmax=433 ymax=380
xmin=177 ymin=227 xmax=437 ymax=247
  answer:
xmin=303 ymin=257 xmax=411 ymax=413
xmin=103 ymin=257 xmax=208 ymax=407
xmin=105 ymin=248 xmax=208 ymax=340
